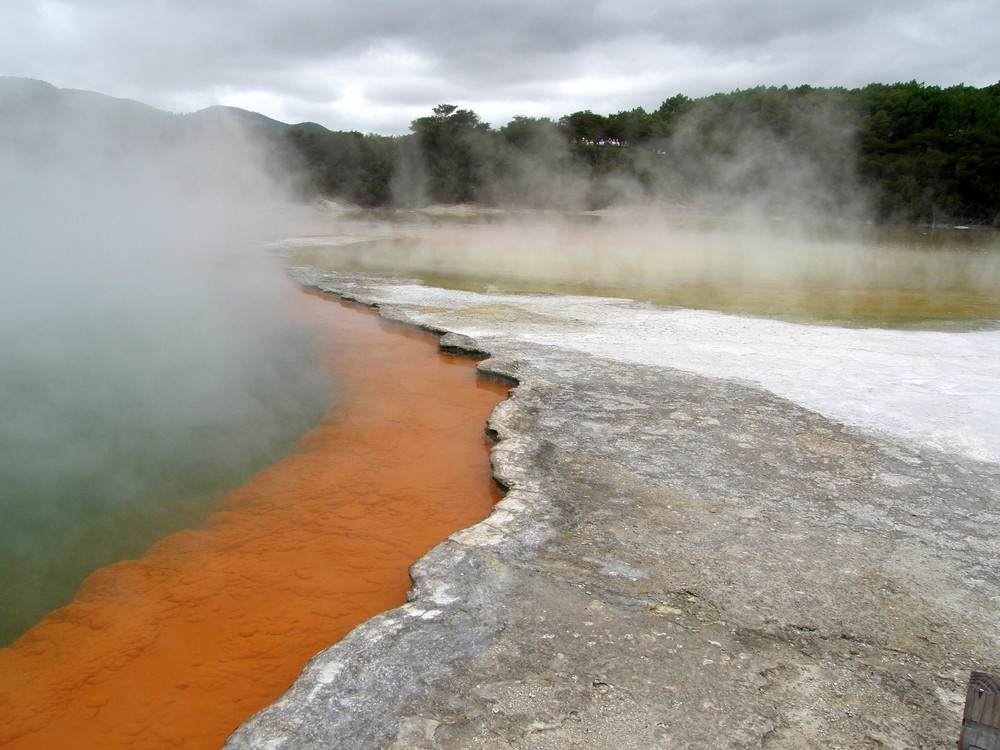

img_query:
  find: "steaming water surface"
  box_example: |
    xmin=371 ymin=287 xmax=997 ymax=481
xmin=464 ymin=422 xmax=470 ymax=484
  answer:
xmin=0 ymin=286 xmax=329 ymax=645
xmin=283 ymin=209 xmax=1000 ymax=328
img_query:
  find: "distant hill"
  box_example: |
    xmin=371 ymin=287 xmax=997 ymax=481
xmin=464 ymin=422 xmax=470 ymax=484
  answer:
xmin=0 ymin=76 xmax=176 ymax=141
xmin=0 ymin=76 xmax=353 ymax=205
xmin=0 ymin=76 xmax=322 ymax=136
xmin=291 ymin=121 xmax=332 ymax=134
xmin=0 ymin=76 xmax=166 ymax=118
xmin=186 ymin=104 xmax=295 ymax=132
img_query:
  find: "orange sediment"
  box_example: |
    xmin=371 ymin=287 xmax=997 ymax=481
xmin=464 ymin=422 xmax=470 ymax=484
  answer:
xmin=0 ymin=291 xmax=509 ymax=749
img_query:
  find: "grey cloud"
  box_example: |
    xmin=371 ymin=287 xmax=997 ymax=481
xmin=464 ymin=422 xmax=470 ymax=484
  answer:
xmin=2 ymin=0 xmax=998 ymax=133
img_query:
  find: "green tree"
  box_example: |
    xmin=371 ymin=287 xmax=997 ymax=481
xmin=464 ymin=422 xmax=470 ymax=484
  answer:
xmin=409 ymin=104 xmax=494 ymax=204
xmin=558 ymin=110 xmax=609 ymax=142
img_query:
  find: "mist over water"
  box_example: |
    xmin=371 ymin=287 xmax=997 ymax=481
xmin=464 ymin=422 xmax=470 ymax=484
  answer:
xmin=297 ymin=91 xmax=999 ymax=326
xmin=286 ymin=207 xmax=1000 ymax=327
xmin=0 ymin=93 xmax=329 ymax=644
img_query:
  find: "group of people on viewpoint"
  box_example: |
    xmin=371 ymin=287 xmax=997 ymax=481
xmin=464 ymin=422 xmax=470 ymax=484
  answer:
xmin=571 ymin=137 xmax=628 ymax=147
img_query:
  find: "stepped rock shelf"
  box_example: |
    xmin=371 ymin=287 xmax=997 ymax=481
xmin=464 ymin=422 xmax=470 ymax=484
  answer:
xmin=227 ymin=269 xmax=1000 ymax=749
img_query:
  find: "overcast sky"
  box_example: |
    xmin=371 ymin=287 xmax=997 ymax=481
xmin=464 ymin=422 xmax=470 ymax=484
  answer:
xmin=2 ymin=0 xmax=998 ymax=135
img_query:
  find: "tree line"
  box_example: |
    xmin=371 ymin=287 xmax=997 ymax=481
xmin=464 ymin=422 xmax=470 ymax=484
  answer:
xmin=272 ymin=81 xmax=1000 ymax=226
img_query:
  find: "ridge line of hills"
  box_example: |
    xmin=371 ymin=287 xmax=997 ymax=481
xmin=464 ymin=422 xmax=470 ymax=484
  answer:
xmin=0 ymin=76 xmax=329 ymax=132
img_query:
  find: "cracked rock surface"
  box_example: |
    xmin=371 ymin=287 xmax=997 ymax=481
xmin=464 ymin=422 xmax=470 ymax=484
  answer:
xmin=225 ymin=270 xmax=1000 ymax=749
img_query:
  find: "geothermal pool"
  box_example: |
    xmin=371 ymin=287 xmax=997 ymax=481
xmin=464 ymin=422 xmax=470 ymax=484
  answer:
xmin=282 ymin=208 xmax=1000 ymax=327
xmin=2 ymin=208 xmax=997 ymax=747
xmin=0 ymin=291 xmax=507 ymax=749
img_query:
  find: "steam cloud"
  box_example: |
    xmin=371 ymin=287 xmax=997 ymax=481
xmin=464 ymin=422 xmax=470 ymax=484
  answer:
xmin=318 ymin=103 xmax=999 ymax=323
xmin=0 ymin=92 xmax=328 ymax=644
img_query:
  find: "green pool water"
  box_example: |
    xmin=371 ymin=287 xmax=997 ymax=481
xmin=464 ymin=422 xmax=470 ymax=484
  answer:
xmin=0 ymin=312 xmax=329 ymax=647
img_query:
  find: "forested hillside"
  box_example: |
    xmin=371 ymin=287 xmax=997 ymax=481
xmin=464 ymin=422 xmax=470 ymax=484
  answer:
xmin=278 ymin=82 xmax=1000 ymax=226
xmin=2 ymin=77 xmax=997 ymax=225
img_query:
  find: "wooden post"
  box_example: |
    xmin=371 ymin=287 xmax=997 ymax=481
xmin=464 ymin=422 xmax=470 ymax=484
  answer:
xmin=960 ymin=672 xmax=1000 ymax=750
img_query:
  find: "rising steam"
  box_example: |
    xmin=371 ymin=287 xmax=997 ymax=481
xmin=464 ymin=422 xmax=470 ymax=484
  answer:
xmin=0 ymin=88 xmax=329 ymax=644
xmin=295 ymin=102 xmax=999 ymax=325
